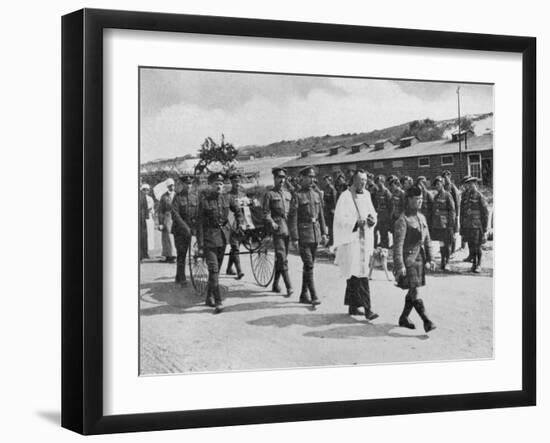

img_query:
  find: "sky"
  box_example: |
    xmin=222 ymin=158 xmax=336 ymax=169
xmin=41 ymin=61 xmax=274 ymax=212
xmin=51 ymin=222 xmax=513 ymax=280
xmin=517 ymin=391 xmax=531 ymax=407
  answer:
xmin=140 ymin=68 xmax=493 ymax=162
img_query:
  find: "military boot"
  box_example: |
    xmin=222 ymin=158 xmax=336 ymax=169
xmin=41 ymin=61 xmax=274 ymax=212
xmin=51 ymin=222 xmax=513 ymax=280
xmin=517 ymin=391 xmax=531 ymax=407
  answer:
xmin=413 ymin=299 xmax=436 ymax=332
xmin=272 ymin=269 xmax=281 ymax=293
xmin=225 ymin=256 xmax=235 ymax=275
xmin=308 ymin=274 xmax=321 ymax=306
xmin=281 ymin=270 xmax=293 ymax=298
xmin=398 ymin=296 xmax=416 ymax=329
xmin=440 ymin=247 xmax=446 ymax=271
xmin=471 ymin=253 xmax=478 ymax=273
xmin=299 ymin=273 xmax=311 ymax=304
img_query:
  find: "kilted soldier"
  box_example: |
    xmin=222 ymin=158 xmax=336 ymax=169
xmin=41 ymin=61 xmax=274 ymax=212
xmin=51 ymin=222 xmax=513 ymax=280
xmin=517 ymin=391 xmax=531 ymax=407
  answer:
xmin=416 ymin=176 xmax=434 ymax=230
xmin=373 ymin=174 xmax=393 ymax=248
xmin=389 ymin=176 xmax=406 ymax=230
xmin=197 ymin=172 xmax=244 ymax=313
xmin=393 ymin=185 xmax=437 ymax=333
xmin=460 ymin=176 xmax=489 ymax=273
xmin=442 ymin=170 xmax=460 ymax=254
xmin=263 ymin=167 xmax=294 ymax=297
xmin=431 ymin=176 xmax=456 ymax=271
xmin=289 ymin=166 xmax=328 ymax=305
xmin=322 ymin=175 xmax=338 ymax=246
xmin=171 ymin=175 xmax=198 ymax=285
xmin=225 ymin=173 xmax=247 ymax=279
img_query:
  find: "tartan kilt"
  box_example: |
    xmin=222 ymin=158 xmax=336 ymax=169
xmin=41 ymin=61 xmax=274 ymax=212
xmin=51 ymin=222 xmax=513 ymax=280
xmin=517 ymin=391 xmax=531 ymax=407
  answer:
xmin=396 ymin=253 xmax=426 ymax=289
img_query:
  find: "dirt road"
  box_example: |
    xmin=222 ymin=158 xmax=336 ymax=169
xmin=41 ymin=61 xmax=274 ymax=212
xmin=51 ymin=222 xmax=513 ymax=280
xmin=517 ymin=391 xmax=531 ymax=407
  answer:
xmin=139 ymin=243 xmax=493 ymax=375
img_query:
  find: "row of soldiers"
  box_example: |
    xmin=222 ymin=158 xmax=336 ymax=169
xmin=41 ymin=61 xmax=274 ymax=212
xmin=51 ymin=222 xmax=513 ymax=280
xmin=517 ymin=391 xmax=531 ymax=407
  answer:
xmin=318 ymin=169 xmax=489 ymax=273
xmin=160 ymin=165 xmax=489 ymax=313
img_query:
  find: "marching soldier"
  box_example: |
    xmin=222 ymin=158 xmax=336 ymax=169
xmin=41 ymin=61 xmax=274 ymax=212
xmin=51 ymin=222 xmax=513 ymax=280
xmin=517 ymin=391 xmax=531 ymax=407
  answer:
xmin=431 ymin=176 xmax=456 ymax=271
xmin=322 ymin=175 xmax=338 ymax=247
xmin=389 ymin=176 xmax=406 ymax=230
xmin=460 ymin=176 xmax=489 ymax=273
xmin=460 ymin=175 xmax=474 ymax=262
xmin=289 ymin=166 xmax=328 ymax=306
xmin=442 ymin=170 xmax=460 ymax=254
xmin=373 ymin=174 xmax=393 ymax=248
xmin=416 ymin=176 xmax=434 ymax=230
xmin=393 ymin=185 xmax=437 ymax=333
xmin=196 ymin=172 xmax=244 ymax=313
xmin=225 ymin=173 xmax=247 ymax=279
xmin=171 ymin=175 xmax=198 ymax=284
xmin=263 ymin=167 xmax=294 ymax=297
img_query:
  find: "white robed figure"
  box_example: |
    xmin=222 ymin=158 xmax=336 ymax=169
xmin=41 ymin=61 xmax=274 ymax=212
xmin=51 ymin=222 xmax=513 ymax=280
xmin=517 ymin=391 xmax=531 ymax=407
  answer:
xmin=332 ymin=170 xmax=379 ymax=319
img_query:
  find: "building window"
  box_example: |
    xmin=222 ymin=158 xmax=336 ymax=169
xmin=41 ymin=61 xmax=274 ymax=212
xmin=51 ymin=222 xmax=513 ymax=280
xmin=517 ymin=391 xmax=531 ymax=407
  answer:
xmin=392 ymin=160 xmax=403 ymax=168
xmin=468 ymin=154 xmax=482 ymax=179
xmin=441 ymin=155 xmax=454 ymax=166
xmin=418 ymin=157 xmax=430 ymax=168
xmin=373 ymin=161 xmax=384 ymax=169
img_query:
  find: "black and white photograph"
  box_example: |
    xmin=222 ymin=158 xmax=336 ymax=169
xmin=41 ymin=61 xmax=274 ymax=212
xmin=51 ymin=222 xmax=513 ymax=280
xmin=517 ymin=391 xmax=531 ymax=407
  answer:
xmin=138 ymin=68 xmax=494 ymax=375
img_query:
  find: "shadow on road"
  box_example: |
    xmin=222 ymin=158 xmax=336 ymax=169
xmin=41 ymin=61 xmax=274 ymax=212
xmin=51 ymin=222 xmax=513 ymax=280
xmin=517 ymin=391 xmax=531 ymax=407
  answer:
xmin=303 ymin=323 xmax=430 ymax=340
xmin=248 ymin=312 xmax=358 ymax=328
xmin=140 ymin=281 xmax=205 ymax=315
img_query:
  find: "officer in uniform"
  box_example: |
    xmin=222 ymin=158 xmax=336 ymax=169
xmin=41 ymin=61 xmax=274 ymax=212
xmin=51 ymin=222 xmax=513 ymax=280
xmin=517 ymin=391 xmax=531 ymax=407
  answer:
xmin=196 ymin=172 xmax=244 ymax=313
xmin=460 ymin=175 xmax=473 ymax=261
xmin=393 ymin=185 xmax=437 ymax=333
xmin=460 ymin=176 xmax=489 ymax=273
xmin=171 ymin=175 xmax=198 ymax=284
xmin=289 ymin=166 xmax=328 ymax=305
xmin=442 ymin=170 xmax=460 ymax=254
xmin=225 ymin=173 xmax=247 ymax=279
xmin=263 ymin=167 xmax=294 ymax=297
xmin=389 ymin=176 xmax=406 ymax=231
xmin=431 ymin=176 xmax=456 ymax=271
xmin=416 ymin=176 xmax=434 ymax=231
xmin=373 ymin=174 xmax=393 ymax=248
xmin=322 ymin=175 xmax=338 ymax=247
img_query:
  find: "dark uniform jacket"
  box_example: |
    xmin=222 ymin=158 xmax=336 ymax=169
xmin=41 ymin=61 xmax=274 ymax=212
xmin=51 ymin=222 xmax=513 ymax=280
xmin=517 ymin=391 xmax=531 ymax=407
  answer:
xmin=420 ymin=188 xmax=434 ymax=225
xmin=263 ymin=187 xmax=292 ymax=237
xmin=390 ymin=187 xmax=406 ymax=221
xmin=444 ymin=182 xmax=460 ymax=231
xmin=289 ymin=186 xmax=327 ymax=244
xmin=196 ymin=190 xmax=243 ymax=249
xmin=171 ymin=191 xmax=198 ymax=237
xmin=373 ymin=185 xmax=393 ymax=223
xmin=460 ymin=188 xmax=489 ymax=232
xmin=322 ymin=184 xmax=338 ymax=213
xmin=393 ymin=211 xmax=433 ymax=270
xmin=431 ymin=190 xmax=456 ymax=230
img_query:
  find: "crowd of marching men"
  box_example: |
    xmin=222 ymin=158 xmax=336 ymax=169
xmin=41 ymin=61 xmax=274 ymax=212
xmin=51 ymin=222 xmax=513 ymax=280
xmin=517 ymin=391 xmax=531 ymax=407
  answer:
xmin=138 ymin=167 xmax=490 ymax=319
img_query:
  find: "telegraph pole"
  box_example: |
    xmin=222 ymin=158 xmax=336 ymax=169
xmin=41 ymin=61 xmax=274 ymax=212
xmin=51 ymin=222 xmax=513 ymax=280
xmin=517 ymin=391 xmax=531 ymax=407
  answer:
xmin=457 ymin=86 xmax=462 ymax=178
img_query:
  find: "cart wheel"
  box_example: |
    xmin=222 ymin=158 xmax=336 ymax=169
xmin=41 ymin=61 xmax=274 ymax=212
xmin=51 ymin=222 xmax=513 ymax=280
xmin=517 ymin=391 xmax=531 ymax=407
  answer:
xmin=188 ymin=236 xmax=208 ymax=297
xmin=250 ymin=238 xmax=275 ymax=287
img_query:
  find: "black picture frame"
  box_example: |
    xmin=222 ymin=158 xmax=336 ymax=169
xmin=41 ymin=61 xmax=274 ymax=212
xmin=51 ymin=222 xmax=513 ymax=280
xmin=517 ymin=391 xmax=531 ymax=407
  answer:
xmin=61 ymin=8 xmax=536 ymax=435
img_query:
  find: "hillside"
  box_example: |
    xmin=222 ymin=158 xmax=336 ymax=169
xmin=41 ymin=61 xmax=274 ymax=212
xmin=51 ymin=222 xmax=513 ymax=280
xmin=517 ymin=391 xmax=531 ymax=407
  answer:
xmin=238 ymin=112 xmax=493 ymax=158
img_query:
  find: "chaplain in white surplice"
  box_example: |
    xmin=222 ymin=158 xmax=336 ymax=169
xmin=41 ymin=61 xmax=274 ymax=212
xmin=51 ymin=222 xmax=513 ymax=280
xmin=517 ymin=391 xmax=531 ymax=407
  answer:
xmin=332 ymin=169 xmax=379 ymax=320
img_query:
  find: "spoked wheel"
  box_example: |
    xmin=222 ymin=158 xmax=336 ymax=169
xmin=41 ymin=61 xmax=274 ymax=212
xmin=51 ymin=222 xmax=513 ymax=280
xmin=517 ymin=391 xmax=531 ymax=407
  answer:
xmin=250 ymin=236 xmax=275 ymax=287
xmin=188 ymin=236 xmax=208 ymax=297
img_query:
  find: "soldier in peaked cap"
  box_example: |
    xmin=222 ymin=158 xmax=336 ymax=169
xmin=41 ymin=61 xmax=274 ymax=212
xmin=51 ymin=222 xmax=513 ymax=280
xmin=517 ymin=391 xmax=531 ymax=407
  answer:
xmin=263 ymin=167 xmax=294 ymax=297
xmin=393 ymin=185 xmax=437 ymax=333
xmin=289 ymin=166 xmax=328 ymax=305
xmin=442 ymin=170 xmax=460 ymax=254
xmin=460 ymin=176 xmax=489 ymax=273
xmin=225 ymin=172 xmax=248 ymax=279
xmin=431 ymin=176 xmax=456 ymax=271
xmin=196 ymin=172 xmax=244 ymax=313
xmin=171 ymin=175 xmax=198 ymax=284
xmin=459 ymin=175 xmax=474 ymax=261
xmin=322 ymin=175 xmax=338 ymax=247
xmin=389 ymin=176 xmax=406 ymax=231
xmin=373 ymin=174 xmax=394 ymax=249
xmin=416 ymin=175 xmax=434 ymax=231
